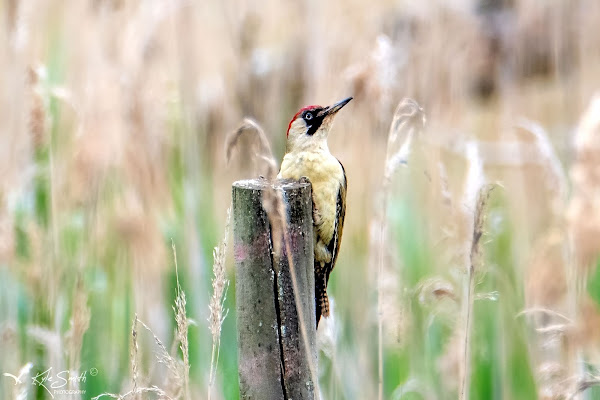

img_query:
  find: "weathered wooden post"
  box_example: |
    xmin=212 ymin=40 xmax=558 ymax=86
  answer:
xmin=233 ymin=178 xmax=317 ymax=400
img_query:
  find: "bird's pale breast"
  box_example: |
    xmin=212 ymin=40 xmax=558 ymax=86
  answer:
xmin=279 ymin=150 xmax=344 ymax=245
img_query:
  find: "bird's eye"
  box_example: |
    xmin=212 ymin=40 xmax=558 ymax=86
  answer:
xmin=305 ymin=112 xmax=313 ymax=120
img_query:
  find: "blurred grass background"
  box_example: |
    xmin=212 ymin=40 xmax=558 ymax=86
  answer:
xmin=1 ymin=0 xmax=600 ymax=399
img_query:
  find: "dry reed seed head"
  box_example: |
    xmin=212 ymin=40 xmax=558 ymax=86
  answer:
xmin=114 ymin=189 xmax=167 ymax=277
xmin=208 ymin=207 xmax=230 ymax=339
xmin=208 ymin=207 xmax=231 ymax=396
xmin=173 ymin=292 xmax=188 ymax=336
xmin=131 ymin=314 xmax=140 ymax=395
xmin=470 ymin=184 xmax=496 ymax=265
xmin=369 ymin=215 xmax=406 ymax=345
xmin=135 ymin=318 xmax=184 ymax=395
xmin=27 ymin=66 xmax=47 ymax=150
xmin=515 ymin=120 xmax=568 ymax=207
xmin=417 ymin=277 xmax=458 ymax=305
xmin=458 ymin=143 xmax=487 ymax=274
xmin=537 ymin=362 xmax=570 ymax=400
xmin=384 ymin=98 xmax=426 ymax=183
xmin=462 ymin=142 xmax=486 ymax=210
xmin=225 ymin=118 xmax=277 ymax=180
xmin=568 ymin=94 xmax=600 ymax=267
xmin=525 ymin=230 xmax=568 ymax=308
xmin=458 ymin=183 xmax=496 ymax=400
xmin=574 ymin=378 xmax=600 ymax=399
xmin=65 ymin=279 xmax=91 ymax=369
xmin=170 ymin=242 xmax=190 ymax=400
xmin=344 ymin=34 xmax=403 ymax=117
xmin=571 ymin=296 xmax=600 ymax=352
xmin=0 ymin=208 xmax=15 ymax=263
xmin=574 ymin=94 xmax=600 ymax=153
xmin=415 ymin=277 xmax=459 ymax=331
xmin=438 ymin=327 xmax=463 ymax=391
xmin=115 ymin=190 xmax=146 ymax=245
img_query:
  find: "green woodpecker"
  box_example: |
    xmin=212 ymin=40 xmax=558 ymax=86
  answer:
xmin=278 ymin=97 xmax=352 ymax=328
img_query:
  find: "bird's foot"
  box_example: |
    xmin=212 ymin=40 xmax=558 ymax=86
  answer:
xmin=299 ymin=176 xmax=311 ymax=185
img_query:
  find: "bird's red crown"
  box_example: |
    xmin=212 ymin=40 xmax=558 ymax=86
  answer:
xmin=287 ymin=105 xmax=321 ymax=137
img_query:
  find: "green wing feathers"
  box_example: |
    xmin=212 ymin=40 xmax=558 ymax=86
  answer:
xmin=315 ymin=161 xmax=347 ymax=327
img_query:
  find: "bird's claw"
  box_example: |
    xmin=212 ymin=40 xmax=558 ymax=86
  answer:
xmin=299 ymin=176 xmax=311 ymax=185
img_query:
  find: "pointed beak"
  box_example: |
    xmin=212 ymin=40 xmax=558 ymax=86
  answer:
xmin=319 ymin=97 xmax=353 ymax=118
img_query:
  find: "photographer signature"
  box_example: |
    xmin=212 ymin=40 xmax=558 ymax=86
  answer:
xmin=4 ymin=366 xmax=97 ymax=399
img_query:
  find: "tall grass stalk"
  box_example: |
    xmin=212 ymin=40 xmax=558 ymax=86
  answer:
xmin=208 ymin=208 xmax=231 ymax=400
xmin=92 ymin=384 xmax=173 ymax=400
xmin=171 ymin=242 xmax=190 ymax=400
xmin=458 ymin=141 xmax=488 ymax=400
xmin=459 ymin=183 xmax=495 ymax=400
xmin=378 ymin=98 xmax=425 ymax=400
xmin=92 ymin=247 xmax=190 ymax=400
xmin=131 ymin=314 xmax=140 ymax=400
xmin=92 ymin=314 xmax=177 ymax=400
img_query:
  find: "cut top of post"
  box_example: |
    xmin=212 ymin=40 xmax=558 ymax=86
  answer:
xmin=233 ymin=178 xmax=311 ymax=191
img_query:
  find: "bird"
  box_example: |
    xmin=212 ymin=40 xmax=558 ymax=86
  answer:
xmin=278 ymin=96 xmax=352 ymax=328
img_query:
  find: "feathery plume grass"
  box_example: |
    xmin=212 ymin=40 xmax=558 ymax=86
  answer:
xmin=91 ymin=315 xmax=176 ymax=400
xmin=171 ymin=242 xmax=190 ymax=400
xmin=457 ymin=137 xmax=488 ymax=400
xmin=571 ymin=374 xmax=600 ymax=399
xmin=137 ymin=318 xmax=183 ymax=389
xmin=91 ymin=315 xmax=183 ymax=400
xmin=208 ymin=207 xmax=231 ymax=400
xmin=91 ymin=315 xmax=175 ymax=400
xmin=383 ymin=99 xmax=426 ymax=187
